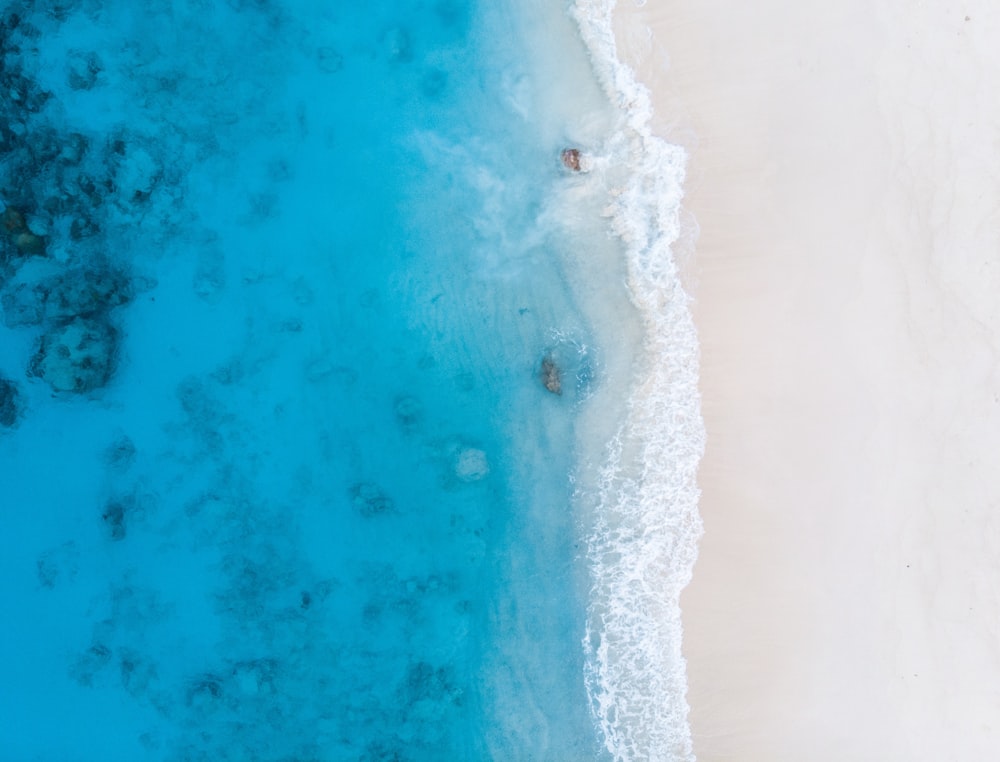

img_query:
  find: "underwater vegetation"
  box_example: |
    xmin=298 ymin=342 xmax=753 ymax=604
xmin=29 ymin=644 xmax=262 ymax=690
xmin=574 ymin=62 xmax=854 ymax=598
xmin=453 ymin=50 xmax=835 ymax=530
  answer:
xmin=1 ymin=0 xmax=607 ymax=758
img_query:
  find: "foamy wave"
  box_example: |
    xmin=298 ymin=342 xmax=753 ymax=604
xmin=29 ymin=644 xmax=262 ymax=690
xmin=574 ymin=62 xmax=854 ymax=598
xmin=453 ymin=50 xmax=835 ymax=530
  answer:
xmin=571 ymin=1 xmax=705 ymax=760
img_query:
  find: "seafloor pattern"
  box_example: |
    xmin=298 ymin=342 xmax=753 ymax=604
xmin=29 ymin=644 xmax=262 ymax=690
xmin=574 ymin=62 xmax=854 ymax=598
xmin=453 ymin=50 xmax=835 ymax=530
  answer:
xmin=1 ymin=1 xmax=616 ymax=759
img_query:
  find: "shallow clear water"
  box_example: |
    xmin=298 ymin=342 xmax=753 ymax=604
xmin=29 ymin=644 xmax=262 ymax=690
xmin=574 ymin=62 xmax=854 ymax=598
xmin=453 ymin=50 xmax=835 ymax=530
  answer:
xmin=0 ymin=0 xmax=644 ymax=759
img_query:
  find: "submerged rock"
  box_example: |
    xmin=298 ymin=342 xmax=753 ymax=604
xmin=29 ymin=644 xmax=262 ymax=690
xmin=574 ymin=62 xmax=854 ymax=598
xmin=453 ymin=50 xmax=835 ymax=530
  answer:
xmin=115 ymin=144 xmax=161 ymax=200
xmin=1 ymin=280 xmax=46 ymax=326
xmin=36 ymin=541 xmax=80 ymax=589
xmin=2 ymin=266 xmax=132 ymax=327
xmin=2 ymin=207 xmax=27 ymax=234
xmin=454 ymin=447 xmax=488 ymax=482
xmin=43 ymin=267 xmax=133 ymax=319
xmin=66 ymin=50 xmax=103 ymax=91
xmin=102 ymin=499 xmax=129 ymax=541
xmin=393 ymin=394 xmax=423 ymax=429
xmin=13 ymin=230 xmax=44 ymax=255
xmin=29 ymin=316 xmax=119 ymax=392
xmin=560 ymin=148 xmax=582 ymax=172
xmin=119 ymin=649 xmax=157 ymax=698
xmin=186 ymin=674 xmax=224 ymax=709
xmin=58 ymin=131 xmax=90 ymax=166
xmin=351 ymin=481 xmax=394 ymax=517
xmin=538 ymin=339 xmax=596 ymax=400
xmin=69 ymin=643 xmax=113 ymax=687
xmin=540 ymin=353 xmax=562 ymax=395
xmin=69 ymin=215 xmax=100 ymax=240
xmin=104 ymin=435 xmax=137 ymax=469
xmin=8 ymin=70 xmax=51 ymax=114
xmin=0 ymin=376 xmax=23 ymax=428
xmin=1 ymin=206 xmax=45 ymax=256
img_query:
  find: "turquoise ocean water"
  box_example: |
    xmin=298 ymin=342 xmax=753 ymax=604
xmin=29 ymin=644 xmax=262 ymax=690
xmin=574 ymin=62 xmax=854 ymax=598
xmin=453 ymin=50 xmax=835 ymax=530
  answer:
xmin=0 ymin=1 xmax=703 ymax=759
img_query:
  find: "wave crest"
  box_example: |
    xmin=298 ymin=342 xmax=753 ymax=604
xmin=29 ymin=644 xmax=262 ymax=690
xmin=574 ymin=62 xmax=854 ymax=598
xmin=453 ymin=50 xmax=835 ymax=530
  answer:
xmin=572 ymin=1 xmax=705 ymax=760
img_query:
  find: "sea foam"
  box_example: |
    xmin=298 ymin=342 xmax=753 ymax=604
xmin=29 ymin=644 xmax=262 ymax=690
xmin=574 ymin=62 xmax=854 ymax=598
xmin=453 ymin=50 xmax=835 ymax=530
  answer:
xmin=571 ymin=1 xmax=705 ymax=759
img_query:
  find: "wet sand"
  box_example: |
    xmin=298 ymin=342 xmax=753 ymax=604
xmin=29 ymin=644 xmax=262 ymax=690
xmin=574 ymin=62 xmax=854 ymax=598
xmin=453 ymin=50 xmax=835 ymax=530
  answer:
xmin=614 ymin=1 xmax=1000 ymax=759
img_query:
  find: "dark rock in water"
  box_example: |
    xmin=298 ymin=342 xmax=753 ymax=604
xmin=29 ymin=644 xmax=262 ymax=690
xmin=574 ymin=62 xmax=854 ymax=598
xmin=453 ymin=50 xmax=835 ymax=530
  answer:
xmin=9 ymin=71 xmax=51 ymax=113
xmin=0 ymin=376 xmax=23 ymax=428
xmin=561 ymin=148 xmax=582 ymax=172
xmin=36 ymin=541 xmax=79 ymax=588
xmin=69 ymin=643 xmax=113 ymax=687
xmin=69 ymin=216 xmax=100 ymax=240
xmin=2 ymin=267 xmax=132 ymax=327
xmin=29 ymin=316 xmax=119 ymax=392
xmin=28 ymin=125 xmax=62 ymax=165
xmin=394 ymin=394 xmax=423 ymax=429
xmin=1 ymin=207 xmax=45 ymax=256
xmin=1 ymin=280 xmax=47 ymax=326
xmin=58 ymin=132 xmax=89 ymax=165
xmin=66 ymin=50 xmax=103 ymax=91
xmin=102 ymin=499 xmax=128 ymax=541
xmin=119 ymin=649 xmax=156 ymax=698
xmin=350 ymin=481 xmax=394 ymax=517
xmin=75 ymin=173 xmax=108 ymax=204
xmin=2 ymin=207 xmax=27 ymax=234
xmin=111 ymin=143 xmax=162 ymax=201
xmin=540 ymin=354 xmax=562 ymax=395
xmin=539 ymin=339 xmax=596 ymax=400
xmin=13 ymin=231 xmax=44 ymax=255
xmin=402 ymin=660 xmax=458 ymax=704
xmin=42 ymin=267 xmax=133 ymax=319
xmin=186 ymin=675 xmax=224 ymax=708
xmin=104 ymin=435 xmax=137 ymax=469
xmin=1 ymin=9 xmax=22 ymax=34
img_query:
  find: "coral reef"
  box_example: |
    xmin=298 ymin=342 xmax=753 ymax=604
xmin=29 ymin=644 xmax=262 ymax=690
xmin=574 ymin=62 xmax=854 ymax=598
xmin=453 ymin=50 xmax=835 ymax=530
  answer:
xmin=0 ymin=375 xmax=22 ymax=427
xmin=28 ymin=316 xmax=118 ymax=392
xmin=0 ymin=11 xmax=144 ymax=398
xmin=2 ymin=265 xmax=132 ymax=327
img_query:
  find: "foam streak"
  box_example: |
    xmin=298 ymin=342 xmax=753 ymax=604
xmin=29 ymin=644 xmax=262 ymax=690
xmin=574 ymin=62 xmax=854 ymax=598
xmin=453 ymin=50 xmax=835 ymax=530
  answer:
xmin=572 ymin=1 xmax=705 ymax=759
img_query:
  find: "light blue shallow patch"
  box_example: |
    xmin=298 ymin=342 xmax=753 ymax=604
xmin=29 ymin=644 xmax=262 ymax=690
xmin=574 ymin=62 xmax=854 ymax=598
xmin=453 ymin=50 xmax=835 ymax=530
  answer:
xmin=0 ymin=1 xmax=611 ymax=758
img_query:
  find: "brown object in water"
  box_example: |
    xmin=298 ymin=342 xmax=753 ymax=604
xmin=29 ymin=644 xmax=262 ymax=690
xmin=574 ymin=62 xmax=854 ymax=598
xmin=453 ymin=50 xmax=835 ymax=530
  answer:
xmin=561 ymin=148 xmax=582 ymax=172
xmin=541 ymin=354 xmax=562 ymax=395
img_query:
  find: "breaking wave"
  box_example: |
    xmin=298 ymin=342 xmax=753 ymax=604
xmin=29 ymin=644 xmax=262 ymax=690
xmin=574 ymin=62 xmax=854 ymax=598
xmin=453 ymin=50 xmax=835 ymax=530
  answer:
xmin=572 ymin=1 xmax=705 ymax=759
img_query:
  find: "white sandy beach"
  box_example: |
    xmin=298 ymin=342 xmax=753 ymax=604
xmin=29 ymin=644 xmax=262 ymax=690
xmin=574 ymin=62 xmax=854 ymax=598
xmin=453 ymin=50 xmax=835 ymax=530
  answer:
xmin=615 ymin=1 xmax=1000 ymax=759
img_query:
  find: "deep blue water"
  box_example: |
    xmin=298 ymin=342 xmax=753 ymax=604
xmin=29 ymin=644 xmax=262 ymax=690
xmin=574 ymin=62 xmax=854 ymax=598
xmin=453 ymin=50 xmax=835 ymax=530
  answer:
xmin=0 ymin=0 xmax=620 ymax=759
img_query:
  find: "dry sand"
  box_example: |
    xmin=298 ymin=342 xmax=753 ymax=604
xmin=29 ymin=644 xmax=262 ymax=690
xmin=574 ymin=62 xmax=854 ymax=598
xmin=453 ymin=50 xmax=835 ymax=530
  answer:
xmin=614 ymin=1 xmax=1000 ymax=759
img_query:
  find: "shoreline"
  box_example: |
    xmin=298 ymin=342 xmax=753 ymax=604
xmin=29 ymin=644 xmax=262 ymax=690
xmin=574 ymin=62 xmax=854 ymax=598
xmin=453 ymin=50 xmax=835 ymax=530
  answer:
xmin=614 ymin=1 xmax=1000 ymax=759
xmin=571 ymin=1 xmax=704 ymax=758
